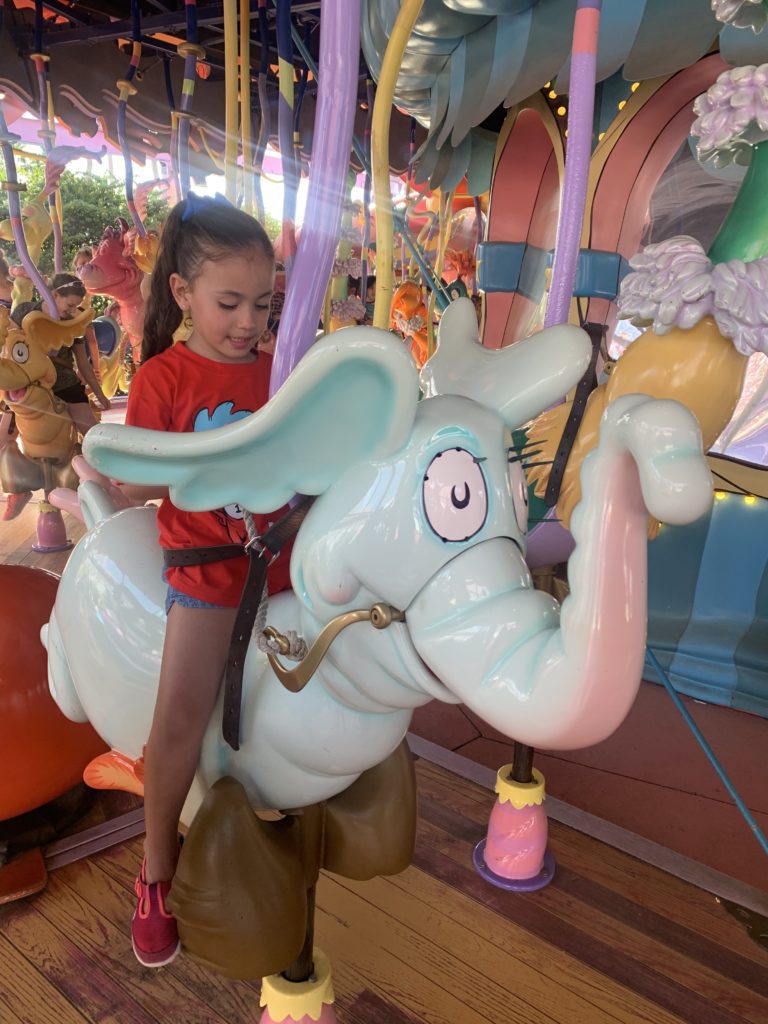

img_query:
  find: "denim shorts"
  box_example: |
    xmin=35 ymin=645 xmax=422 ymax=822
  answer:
xmin=163 ymin=570 xmax=228 ymax=615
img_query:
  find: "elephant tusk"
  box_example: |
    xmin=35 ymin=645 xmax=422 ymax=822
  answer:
xmin=264 ymin=602 xmax=405 ymax=693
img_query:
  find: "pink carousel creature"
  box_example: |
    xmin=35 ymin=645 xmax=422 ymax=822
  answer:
xmin=78 ymin=220 xmax=145 ymax=366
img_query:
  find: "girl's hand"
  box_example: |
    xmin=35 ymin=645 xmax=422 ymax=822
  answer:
xmin=96 ymin=393 xmax=111 ymax=411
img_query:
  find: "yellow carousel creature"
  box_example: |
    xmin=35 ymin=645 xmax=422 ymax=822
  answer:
xmin=0 ymin=195 xmax=52 ymax=307
xmin=0 ymin=304 xmax=94 ymax=549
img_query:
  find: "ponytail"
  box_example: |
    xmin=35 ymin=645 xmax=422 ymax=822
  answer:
xmin=142 ymin=206 xmax=184 ymax=361
xmin=142 ymin=196 xmax=274 ymax=363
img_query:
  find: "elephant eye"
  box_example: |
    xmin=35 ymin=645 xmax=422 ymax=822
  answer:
xmin=11 ymin=341 xmax=29 ymax=364
xmin=508 ymin=460 xmax=529 ymax=535
xmin=423 ymin=447 xmax=488 ymax=542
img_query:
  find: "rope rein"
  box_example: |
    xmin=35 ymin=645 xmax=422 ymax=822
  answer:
xmin=243 ymin=508 xmax=307 ymax=662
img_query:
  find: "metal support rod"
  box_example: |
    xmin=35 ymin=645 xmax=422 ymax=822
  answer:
xmin=511 ymin=742 xmax=534 ymax=785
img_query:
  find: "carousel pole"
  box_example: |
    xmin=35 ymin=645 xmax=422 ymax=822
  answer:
xmin=477 ymin=0 xmax=603 ymax=892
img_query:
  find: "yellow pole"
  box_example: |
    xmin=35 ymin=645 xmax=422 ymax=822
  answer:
xmin=240 ymin=0 xmax=253 ymax=215
xmin=426 ymin=190 xmax=452 ymax=356
xmin=371 ymin=0 xmax=424 ymax=329
xmin=223 ymin=0 xmax=239 ymax=203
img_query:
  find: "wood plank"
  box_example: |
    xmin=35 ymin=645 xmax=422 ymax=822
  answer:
xmin=0 ymin=999 xmax=27 ymax=1024
xmin=0 ymin=896 xmax=161 ymax=1024
xmin=413 ymin=813 xmax=762 ymax=1024
xmin=0 ymin=931 xmax=91 ymax=1024
xmin=324 ymin=871 xmax=657 ymax=1024
xmin=414 ymin=757 xmax=766 ymax=964
xmin=36 ymin=869 xmax=242 ymax=1024
xmin=362 ymin=866 xmax=686 ymax=1024
xmin=314 ymin=898 xmax=500 ymax=1024
xmin=54 ymin=849 xmax=263 ymax=1022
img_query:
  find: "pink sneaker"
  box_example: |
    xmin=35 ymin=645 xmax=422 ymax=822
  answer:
xmin=131 ymin=860 xmax=180 ymax=968
xmin=3 ymin=491 xmax=32 ymax=521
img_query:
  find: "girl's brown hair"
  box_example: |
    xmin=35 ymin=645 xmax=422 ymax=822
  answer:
xmin=142 ymin=197 xmax=274 ymax=362
xmin=50 ymin=272 xmax=86 ymax=299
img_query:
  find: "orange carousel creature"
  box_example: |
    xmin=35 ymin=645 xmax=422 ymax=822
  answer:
xmin=390 ymin=280 xmax=429 ymax=367
xmin=0 ymin=561 xmax=107 ymax=902
xmin=0 ymin=304 xmax=93 ymax=550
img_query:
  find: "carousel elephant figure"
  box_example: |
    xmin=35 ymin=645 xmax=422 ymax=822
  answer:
xmin=42 ymin=298 xmax=711 ymax=977
xmin=0 ymin=306 xmax=92 ymax=497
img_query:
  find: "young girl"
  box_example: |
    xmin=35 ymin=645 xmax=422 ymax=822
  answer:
xmin=120 ymin=195 xmax=292 ymax=969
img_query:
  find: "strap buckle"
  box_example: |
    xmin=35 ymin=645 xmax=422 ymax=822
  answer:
xmin=244 ymin=534 xmax=280 ymax=565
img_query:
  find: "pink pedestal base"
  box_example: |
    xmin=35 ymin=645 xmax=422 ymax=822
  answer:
xmin=32 ymin=508 xmax=72 ymax=553
xmin=476 ymin=766 xmax=555 ymax=891
xmin=485 ymin=798 xmax=548 ymax=879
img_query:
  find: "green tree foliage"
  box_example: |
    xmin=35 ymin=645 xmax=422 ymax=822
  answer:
xmin=0 ymin=156 xmax=170 ymax=276
xmin=0 ymin=154 xmax=282 ymax=277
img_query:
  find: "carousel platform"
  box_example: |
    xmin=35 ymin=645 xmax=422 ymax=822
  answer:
xmin=0 ymin=497 xmax=766 ymax=1023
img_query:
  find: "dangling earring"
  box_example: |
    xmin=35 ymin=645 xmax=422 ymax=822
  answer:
xmin=183 ymin=312 xmax=193 ymax=330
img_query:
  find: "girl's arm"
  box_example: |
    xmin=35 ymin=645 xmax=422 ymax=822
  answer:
xmin=119 ymin=483 xmax=170 ymax=502
xmin=73 ymin=341 xmax=111 ymax=410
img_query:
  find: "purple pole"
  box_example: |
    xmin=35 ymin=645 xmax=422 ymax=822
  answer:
xmin=543 ymin=0 xmax=603 ymax=328
xmin=269 ymin=0 xmax=360 ymax=395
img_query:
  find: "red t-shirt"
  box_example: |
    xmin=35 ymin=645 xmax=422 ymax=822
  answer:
xmin=125 ymin=342 xmax=293 ymax=606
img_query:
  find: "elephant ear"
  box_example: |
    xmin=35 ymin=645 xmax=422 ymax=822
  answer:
xmin=84 ymin=327 xmax=419 ymax=514
xmin=22 ymin=308 xmax=95 ymax=352
xmin=421 ymin=298 xmax=591 ymax=429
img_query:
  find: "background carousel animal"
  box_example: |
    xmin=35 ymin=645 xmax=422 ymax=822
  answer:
xmin=77 ymin=219 xmax=145 ymax=368
xmin=0 ymin=304 xmax=93 ymax=540
xmin=43 ymin=299 xmax=712 ymax=979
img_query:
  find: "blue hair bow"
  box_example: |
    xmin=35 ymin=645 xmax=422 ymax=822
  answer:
xmin=181 ymin=192 xmax=234 ymax=221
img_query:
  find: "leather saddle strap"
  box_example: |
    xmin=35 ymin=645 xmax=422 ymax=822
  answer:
xmin=222 ymin=494 xmax=315 ymax=751
xmin=544 ymin=322 xmax=605 ymax=509
xmin=164 ymin=544 xmax=244 ymax=566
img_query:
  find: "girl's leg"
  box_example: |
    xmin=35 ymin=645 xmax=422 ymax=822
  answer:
xmin=67 ymin=401 xmax=98 ymax=437
xmin=142 ymin=603 xmax=237 ymax=883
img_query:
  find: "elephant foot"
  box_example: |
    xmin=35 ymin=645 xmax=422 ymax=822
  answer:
xmin=473 ymin=766 xmax=555 ymax=892
xmin=322 ymin=739 xmax=417 ymax=881
xmin=2 ymin=490 xmax=32 ymax=521
xmin=259 ymin=948 xmax=337 ymax=1024
xmin=32 ymin=504 xmax=72 ymax=553
xmin=170 ymin=776 xmax=308 ymax=980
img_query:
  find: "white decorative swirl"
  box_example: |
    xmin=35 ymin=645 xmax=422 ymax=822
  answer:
xmin=330 ymin=296 xmax=366 ymax=322
xmin=618 ymin=235 xmax=768 ymax=355
xmin=711 ymin=0 xmax=768 ymax=32
xmin=691 ymin=64 xmax=768 ymax=167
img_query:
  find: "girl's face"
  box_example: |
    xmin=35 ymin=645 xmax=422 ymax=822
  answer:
xmin=54 ymin=291 xmax=83 ymax=319
xmin=171 ymin=248 xmax=275 ymax=364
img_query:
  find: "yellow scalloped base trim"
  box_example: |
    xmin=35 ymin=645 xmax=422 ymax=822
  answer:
xmin=495 ymin=766 xmax=546 ymax=808
xmin=259 ymin=949 xmax=335 ymax=1022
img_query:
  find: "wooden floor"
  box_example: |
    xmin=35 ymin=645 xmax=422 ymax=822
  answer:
xmin=2 ymin=497 xmax=768 ymax=1022
xmin=1 ymin=758 xmax=767 ymax=1024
